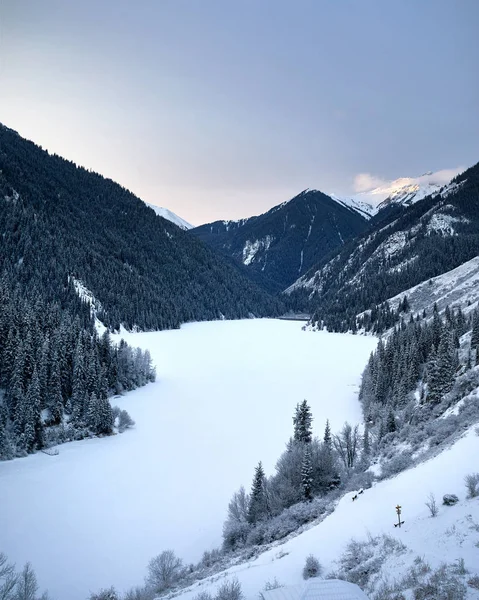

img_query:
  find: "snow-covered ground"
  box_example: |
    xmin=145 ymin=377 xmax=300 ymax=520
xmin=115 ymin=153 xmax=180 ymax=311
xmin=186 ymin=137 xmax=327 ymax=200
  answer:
xmin=0 ymin=319 xmax=376 ymax=600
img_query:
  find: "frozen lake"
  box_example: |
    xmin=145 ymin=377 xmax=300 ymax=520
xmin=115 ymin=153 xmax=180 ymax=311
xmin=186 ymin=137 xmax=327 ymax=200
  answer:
xmin=0 ymin=319 xmax=377 ymax=599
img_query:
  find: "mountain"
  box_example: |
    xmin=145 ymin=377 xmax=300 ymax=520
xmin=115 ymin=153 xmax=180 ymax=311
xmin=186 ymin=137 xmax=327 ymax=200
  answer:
xmin=329 ymin=171 xmax=456 ymax=222
xmin=0 ymin=123 xmax=284 ymax=332
xmin=359 ymin=170 xmax=459 ymax=216
xmin=145 ymin=202 xmax=193 ymax=230
xmin=286 ymin=162 xmax=479 ymax=332
xmin=191 ymin=189 xmax=369 ymax=292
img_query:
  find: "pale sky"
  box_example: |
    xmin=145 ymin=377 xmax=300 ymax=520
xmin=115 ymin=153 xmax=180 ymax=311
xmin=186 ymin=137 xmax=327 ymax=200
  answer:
xmin=1 ymin=0 xmax=478 ymax=225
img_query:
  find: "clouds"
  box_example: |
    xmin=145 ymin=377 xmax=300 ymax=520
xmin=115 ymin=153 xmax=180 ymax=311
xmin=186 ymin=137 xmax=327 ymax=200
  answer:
xmin=352 ymin=166 xmax=465 ymax=205
xmin=353 ymin=173 xmax=390 ymax=193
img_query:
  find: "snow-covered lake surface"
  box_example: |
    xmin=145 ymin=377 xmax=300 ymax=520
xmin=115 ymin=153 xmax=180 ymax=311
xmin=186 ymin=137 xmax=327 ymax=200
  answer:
xmin=0 ymin=319 xmax=377 ymax=600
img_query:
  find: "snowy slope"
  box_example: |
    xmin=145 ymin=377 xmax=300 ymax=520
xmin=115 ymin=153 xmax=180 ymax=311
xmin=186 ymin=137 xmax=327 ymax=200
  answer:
xmin=170 ymin=427 xmax=479 ymax=600
xmin=329 ymin=194 xmax=375 ymax=219
xmin=377 ymin=256 xmax=479 ymax=317
xmin=146 ymin=202 xmax=193 ymax=229
xmin=0 ymin=320 xmax=376 ymax=600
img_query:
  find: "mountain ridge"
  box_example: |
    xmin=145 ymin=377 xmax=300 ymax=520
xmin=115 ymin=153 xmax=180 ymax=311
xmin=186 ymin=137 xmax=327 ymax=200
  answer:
xmin=191 ymin=189 xmax=369 ymax=292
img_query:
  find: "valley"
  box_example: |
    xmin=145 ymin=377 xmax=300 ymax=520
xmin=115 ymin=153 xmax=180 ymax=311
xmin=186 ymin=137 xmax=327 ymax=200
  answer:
xmin=0 ymin=319 xmax=376 ymax=600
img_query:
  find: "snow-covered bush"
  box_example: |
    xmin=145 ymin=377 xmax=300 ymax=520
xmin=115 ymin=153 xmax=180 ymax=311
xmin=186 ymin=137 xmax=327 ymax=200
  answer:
xmin=215 ymin=578 xmax=243 ymax=600
xmin=302 ymin=554 xmax=323 ymax=579
xmin=413 ymin=563 xmax=467 ymax=600
xmin=468 ymin=574 xmax=479 ymax=589
xmin=262 ymin=578 xmax=283 ymax=591
xmin=345 ymin=470 xmax=374 ymax=491
xmin=123 ymin=586 xmax=155 ymax=600
xmin=146 ymin=550 xmax=183 ymax=593
xmin=426 ymin=417 xmax=458 ymax=447
xmin=380 ymin=452 xmax=413 ymax=479
xmin=222 ymin=518 xmax=251 ymax=551
xmin=464 ymin=472 xmax=479 ymax=498
xmin=443 ymin=494 xmax=459 ymax=506
xmin=331 ymin=534 xmax=406 ymax=591
xmin=89 ymin=587 xmax=119 ymax=600
xmin=118 ymin=409 xmax=135 ymax=432
xmin=193 ymin=592 xmax=214 ymax=600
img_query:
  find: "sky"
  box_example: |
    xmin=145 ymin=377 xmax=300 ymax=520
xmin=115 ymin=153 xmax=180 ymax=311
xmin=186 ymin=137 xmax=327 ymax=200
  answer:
xmin=1 ymin=1 xmax=478 ymax=226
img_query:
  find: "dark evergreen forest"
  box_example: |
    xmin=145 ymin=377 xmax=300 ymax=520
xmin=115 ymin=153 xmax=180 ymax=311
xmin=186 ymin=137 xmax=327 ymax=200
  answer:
xmin=0 ymin=123 xmax=284 ymax=332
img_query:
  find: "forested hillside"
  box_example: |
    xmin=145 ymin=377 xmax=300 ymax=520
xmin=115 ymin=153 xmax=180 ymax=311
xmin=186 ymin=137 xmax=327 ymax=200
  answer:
xmin=0 ymin=124 xmax=283 ymax=332
xmin=0 ymin=123 xmax=284 ymax=460
xmin=192 ymin=190 xmax=368 ymax=291
xmin=286 ymin=163 xmax=479 ymax=332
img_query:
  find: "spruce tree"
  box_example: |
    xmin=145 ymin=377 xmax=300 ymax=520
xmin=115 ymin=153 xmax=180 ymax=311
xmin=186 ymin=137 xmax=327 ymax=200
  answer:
xmin=301 ymin=445 xmax=313 ymax=502
xmin=247 ymin=462 xmax=269 ymax=524
xmin=386 ymin=410 xmax=396 ymax=433
xmin=471 ymin=311 xmax=479 ymax=348
xmin=293 ymin=400 xmax=313 ymax=444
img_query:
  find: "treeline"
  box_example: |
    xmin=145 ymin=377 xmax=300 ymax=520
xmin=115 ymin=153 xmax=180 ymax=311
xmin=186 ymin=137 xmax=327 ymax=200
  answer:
xmin=0 ymin=278 xmax=155 ymax=461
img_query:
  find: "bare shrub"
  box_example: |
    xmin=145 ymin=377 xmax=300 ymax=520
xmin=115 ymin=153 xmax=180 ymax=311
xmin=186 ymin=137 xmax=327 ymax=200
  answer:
xmin=216 ymin=578 xmax=243 ymax=600
xmin=468 ymin=574 xmax=479 ymax=589
xmin=193 ymin=592 xmax=214 ymax=600
xmin=464 ymin=472 xmax=479 ymax=498
xmin=302 ymin=554 xmax=323 ymax=580
xmin=262 ymin=578 xmax=283 ymax=591
xmin=425 ymin=493 xmax=438 ymax=517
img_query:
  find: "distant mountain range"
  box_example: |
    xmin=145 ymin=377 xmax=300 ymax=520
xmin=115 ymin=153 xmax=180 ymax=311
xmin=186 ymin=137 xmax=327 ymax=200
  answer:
xmin=192 ymin=190 xmax=369 ymax=291
xmin=190 ymin=172 xmax=463 ymax=292
xmin=286 ymin=163 xmax=479 ymax=332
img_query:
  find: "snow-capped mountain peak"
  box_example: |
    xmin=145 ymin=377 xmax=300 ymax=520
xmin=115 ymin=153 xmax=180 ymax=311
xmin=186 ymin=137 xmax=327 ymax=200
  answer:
xmin=329 ymin=194 xmax=375 ymax=219
xmin=145 ymin=203 xmax=193 ymax=230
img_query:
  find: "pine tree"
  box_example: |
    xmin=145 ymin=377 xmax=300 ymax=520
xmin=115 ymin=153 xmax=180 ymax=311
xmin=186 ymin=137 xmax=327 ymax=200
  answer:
xmin=362 ymin=422 xmax=371 ymax=457
xmin=323 ymin=419 xmax=332 ymax=450
xmin=386 ymin=410 xmax=396 ymax=433
xmin=293 ymin=400 xmax=313 ymax=444
xmin=471 ymin=311 xmax=479 ymax=348
xmin=48 ymin=350 xmax=64 ymax=425
xmin=427 ymin=346 xmax=442 ymax=403
xmin=301 ymin=445 xmax=313 ymax=501
xmin=247 ymin=462 xmax=270 ymax=524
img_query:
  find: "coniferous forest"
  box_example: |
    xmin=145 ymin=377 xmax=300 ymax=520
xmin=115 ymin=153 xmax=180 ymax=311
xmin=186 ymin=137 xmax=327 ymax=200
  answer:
xmin=0 ymin=123 xmax=284 ymax=460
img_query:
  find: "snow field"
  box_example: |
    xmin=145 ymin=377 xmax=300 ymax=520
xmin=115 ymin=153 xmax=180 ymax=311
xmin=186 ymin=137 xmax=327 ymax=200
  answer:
xmin=0 ymin=319 xmax=377 ymax=600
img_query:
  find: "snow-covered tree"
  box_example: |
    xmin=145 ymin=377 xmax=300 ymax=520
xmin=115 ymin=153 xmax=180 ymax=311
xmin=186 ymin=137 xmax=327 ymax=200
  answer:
xmin=300 ymin=444 xmax=313 ymax=501
xmin=146 ymin=550 xmax=183 ymax=593
xmin=293 ymin=400 xmax=313 ymax=444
